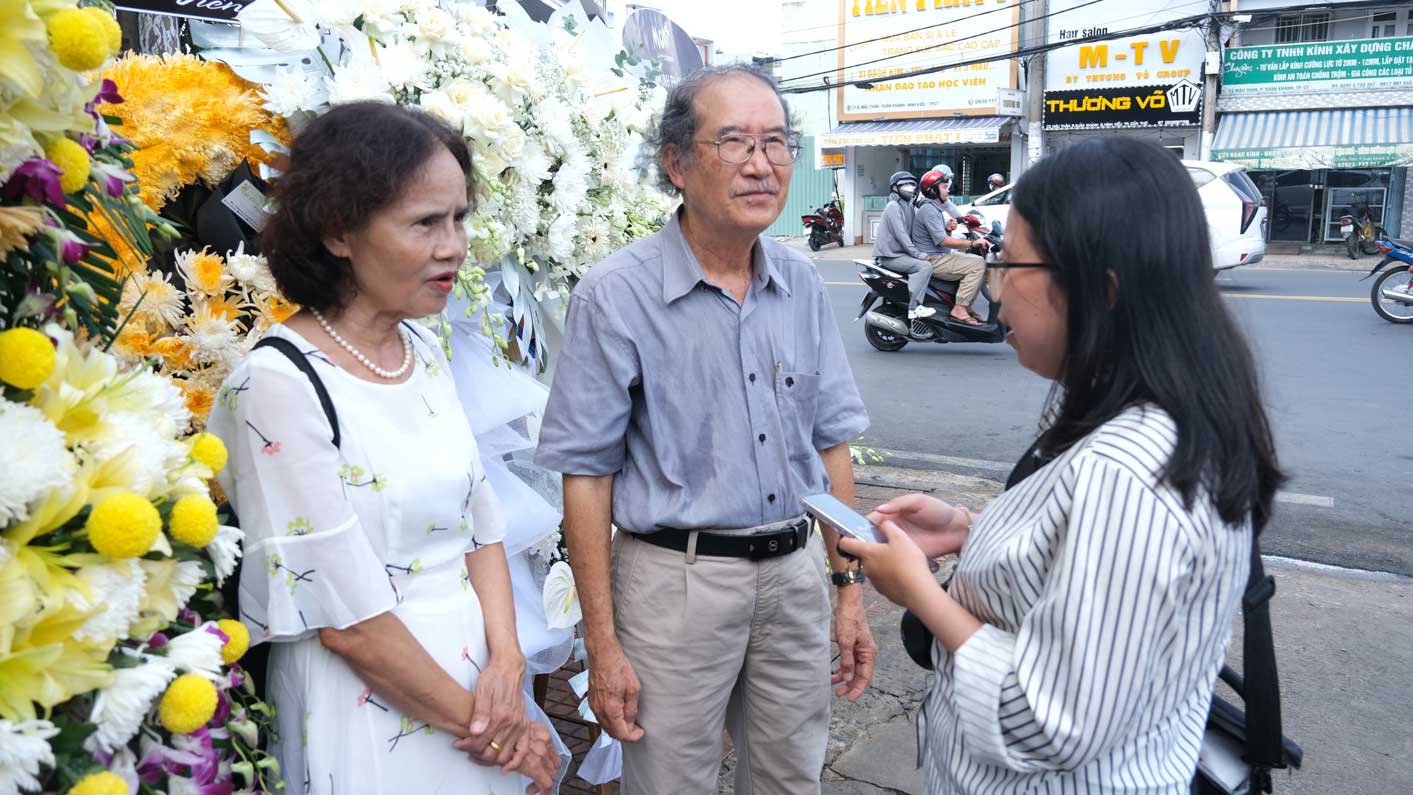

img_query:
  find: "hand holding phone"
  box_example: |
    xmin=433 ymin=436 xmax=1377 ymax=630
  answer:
xmin=802 ymin=493 xmax=884 ymax=544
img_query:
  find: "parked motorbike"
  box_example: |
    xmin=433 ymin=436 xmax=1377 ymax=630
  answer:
xmin=1363 ymin=237 xmax=1413 ymax=324
xmin=803 ymin=199 xmax=845 ymax=251
xmin=1341 ymin=203 xmax=1384 ymax=259
xmin=855 ymin=213 xmax=1005 ymax=351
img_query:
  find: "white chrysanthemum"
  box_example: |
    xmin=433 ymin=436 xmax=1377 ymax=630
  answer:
xmin=550 ymin=156 xmax=590 ymax=215
xmin=82 ymin=411 xmax=186 ymax=498
xmin=416 ymin=7 xmax=455 ymax=44
xmin=0 ymin=400 xmax=70 ymax=526
xmin=536 ymin=98 xmax=578 ymax=155
xmin=71 ymin=559 xmax=147 ymax=645
xmin=108 ymin=369 xmax=191 ymax=431
xmin=118 ymin=270 xmax=186 ymax=329
xmin=453 ymin=2 xmax=497 ymax=35
xmin=84 ymin=657 xmax=177 ymax=754
xmin=325 ymin=58 xmax=393 ymax=106
xmin=261 ymin=65 xmax=323 ymax=117
xmin=546 ymin=214 xmax=576 ymax=263
xmin=357 ymin=0 xmax=406 ymax=38
xmin=186 ymin=309 xmax=241 ymax=366
xmin=378 ymin=39 xmax=426 ymax=91
xmin=208 ymin=524 xmax=243 ymax=587
xmin=164 ymin=625 xmax=224 ymax=679
xmin=0 ymin=719 xmax=58 ymax=794
xmin=225 ymin=245 xmax=277 ymax=295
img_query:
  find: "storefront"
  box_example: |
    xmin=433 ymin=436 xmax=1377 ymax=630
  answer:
xmin=826 ymin=0 xmax=1024 ymax=244
xmin=1041 ymin=0 xmax=1208 ymax=158
xmin=1214 ymin=38 xmax=1413 ymax=242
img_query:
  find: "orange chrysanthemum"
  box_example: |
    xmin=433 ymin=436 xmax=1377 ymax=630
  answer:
xmin=113 ymin=322 xmax=157 ymax=359
xmin=178 ymin=379 xmax=216 ymax=421
xmin=82 ymin=207 xmax=148 ymax=279
xmin=153 ymin=335 xmax=195 ymax=370
xmin=99 ymin=54 xmax=291 ymax=210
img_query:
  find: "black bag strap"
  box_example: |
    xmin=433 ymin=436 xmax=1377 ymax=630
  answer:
xmin=1238 ymin=533 xmax=1286 ymax=791
xmin=252 ymin=336 xmax=340 ymax=449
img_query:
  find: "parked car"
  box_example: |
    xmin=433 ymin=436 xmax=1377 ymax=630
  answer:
xmin=958 ymin=160 xmax=1267 ymax=270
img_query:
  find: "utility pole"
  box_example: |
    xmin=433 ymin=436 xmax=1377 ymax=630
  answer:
xmin=1024 ymin=0 xmax=1048 ymax=170
xmin=1200 ymin=0 xmax=1222 ymax=160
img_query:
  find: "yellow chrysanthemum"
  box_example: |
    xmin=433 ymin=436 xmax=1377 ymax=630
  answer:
xmin=216 ymin=619 xmax=250 ymax=664
xmin=180 ymin=380 xmax=215 ymax=424
xmin=159 ymin=673 xmax=218 ymax=734
xmin=152 ymin=336 xmax=194 ymax=371
xmin=81 ymin=205 xmax=147 ymax=278
xmin=45 ymin=137 xmax=91 ymax=195
xmin=82 ymin=7 xmax=122 ymax=55
xmin=0 ymin=327 xmax=56 ymax=390
xmin=0 ymin=206 xmax=47 ymax=257
xmin=46 ymin=9 xmax=110 ymax=72
xmin=85 ymin=492 xmax=161 ymax=558
xmin=99 ymin=54 xmax=290 ymax=210
xmin=168 ymin=494 xmax=218 ymax=547
xmin=113 ymin=324 xmax=157 ymax=360
xmin=176 ymin=248 xmax=229 ymax=296
xmin=68 ymin=771 xmax=127 ymax=795
xmin=188 ymin=432 xmax=227 ymax=474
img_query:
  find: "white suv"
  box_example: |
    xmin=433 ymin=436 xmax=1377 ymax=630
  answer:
xmin=961 ymin=160 xmax=1267 ymax=270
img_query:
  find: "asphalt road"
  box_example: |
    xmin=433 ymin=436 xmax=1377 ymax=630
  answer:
xmin=816 ymin=258 xmax=1413 ymax=576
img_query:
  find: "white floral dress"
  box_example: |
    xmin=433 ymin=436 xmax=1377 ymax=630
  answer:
xmin=208 ymin=323 xmax=519 ymax=795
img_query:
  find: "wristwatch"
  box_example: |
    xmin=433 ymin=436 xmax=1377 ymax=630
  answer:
xmin=831 ymin=569 xmax=866 ymax=587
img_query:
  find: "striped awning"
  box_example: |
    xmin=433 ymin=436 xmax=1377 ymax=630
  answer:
xmin=819 ymin=117 xmax=1011 ymax=149
xmin=1213 ymin=109 xmax=1413 ymax=170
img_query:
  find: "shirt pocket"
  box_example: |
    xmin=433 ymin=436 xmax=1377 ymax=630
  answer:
xmin=777 ymin=370 xmax=821 ymax=462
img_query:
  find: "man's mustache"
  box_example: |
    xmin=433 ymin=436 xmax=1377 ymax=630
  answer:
xmin=732 ymin=180 xmax=780 ymax=197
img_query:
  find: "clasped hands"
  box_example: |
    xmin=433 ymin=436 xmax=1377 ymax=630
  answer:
xmin=450 ymin=654 xmax=560 ymax=794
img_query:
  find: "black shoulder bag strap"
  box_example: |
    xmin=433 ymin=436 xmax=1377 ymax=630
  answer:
xmin=251 ymin=336 xmax=340 ymax=448
xmin=1237 ymin=533 xmax=1285 ymax=792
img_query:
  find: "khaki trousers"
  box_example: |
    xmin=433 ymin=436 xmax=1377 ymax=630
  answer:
xmin=928 ymin=252 xmax=986 ymax=308
xmin=610 ymin=527 xmax=833 ymax=795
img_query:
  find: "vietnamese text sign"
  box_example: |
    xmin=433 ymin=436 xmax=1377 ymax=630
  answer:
xmin=819 ymin=126 xmax=1003 ymax=148
xmin=1214 ymin=143 xmax=1413 ymax=170
xmin=1223 ymin=37 xmax=1413 ymax=96
xmin=836 ymin=0 xmax=1018 ymax=121
xmin=116 ymin=0 xmax=252 ymax=22
xmin=1045 ymin=0 xmax=1205 ymax=90
xmin=1043 ymin=80 xmax=1201 ymax=129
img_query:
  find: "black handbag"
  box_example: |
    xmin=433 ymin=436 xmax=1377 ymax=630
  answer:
xmin=901 ymin=439 xmax=1302 ymax=793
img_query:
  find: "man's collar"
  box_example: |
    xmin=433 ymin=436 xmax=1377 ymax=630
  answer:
xmin=661 ymin=209 xmax=791 ymax=303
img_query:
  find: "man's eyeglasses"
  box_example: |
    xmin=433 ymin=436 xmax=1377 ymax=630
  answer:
xmin=696 ymin=134 xmax=802 ymax=166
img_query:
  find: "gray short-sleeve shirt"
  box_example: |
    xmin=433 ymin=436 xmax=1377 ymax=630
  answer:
xmin=535 ymin=211 xmax=869 ymax=533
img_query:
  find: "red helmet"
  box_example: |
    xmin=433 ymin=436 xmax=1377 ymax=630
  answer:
xmin=918 ymin=170 xmax=950 ymax=200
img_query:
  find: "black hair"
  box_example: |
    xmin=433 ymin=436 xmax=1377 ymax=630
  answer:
xmin=1010 ymin=137 xmax=1284 ymax=531
xmin=261 ymin=101 xmax=472 ymax=312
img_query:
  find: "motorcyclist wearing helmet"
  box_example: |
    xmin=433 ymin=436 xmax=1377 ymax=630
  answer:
xmin=911 ymin=168 xmax=988 ymax=325
xmin=987 ymin=172 xmax=1005 ymax=192
xmin=871 ymin=170 xmax=936 ymax=320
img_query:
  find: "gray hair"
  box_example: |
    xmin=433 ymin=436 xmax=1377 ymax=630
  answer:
xmin=643 ymin=64 xmax=796 ymax=197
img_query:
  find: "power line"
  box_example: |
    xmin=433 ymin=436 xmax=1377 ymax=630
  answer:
xmin=778 ymin=0 xmax=1108 ymax=86
xmin=780 ymin=0 xmax=1413 ymax=94
xmin=763 ymin=0 xmax=1043 ymax=65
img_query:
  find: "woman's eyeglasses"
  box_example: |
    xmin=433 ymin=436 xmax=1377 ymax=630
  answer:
xmin=984 ymin=262 xmax=1055 ymax=301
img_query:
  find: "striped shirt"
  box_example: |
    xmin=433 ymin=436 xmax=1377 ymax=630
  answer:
xmin=921 ymin=405 xmax=1251 ymax=794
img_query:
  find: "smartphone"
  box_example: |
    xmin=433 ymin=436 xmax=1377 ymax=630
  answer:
xmin=802 ymin=493 xmax=884 ymax=544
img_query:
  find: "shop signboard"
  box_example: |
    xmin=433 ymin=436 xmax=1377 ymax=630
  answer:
xmin=1042 ymin=0 xmax=1206 ymax=129
xmin=1223 ymin=37 xmax=1413 ymax=96
xmin=1215 ymin=143 xmax=1413 ymax=170
xmin=115 ymin=1 xmax=252 ymax=22
xmin=818 ymin=125 xmax=1004 ymax=149
xmin=835 ymin=0 xmax=1019 ymax=121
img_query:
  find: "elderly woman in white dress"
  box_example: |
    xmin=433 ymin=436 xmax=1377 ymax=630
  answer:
xmin=208 ymin=101 xmax=558 ymax=794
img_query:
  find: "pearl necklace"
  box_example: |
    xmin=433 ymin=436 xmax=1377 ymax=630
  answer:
xmin=311 ymin=309 xmax=413 ymax=380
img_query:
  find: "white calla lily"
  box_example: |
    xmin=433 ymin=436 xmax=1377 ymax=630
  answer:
xmin=541 ymin=561 xmax=581 ymax=630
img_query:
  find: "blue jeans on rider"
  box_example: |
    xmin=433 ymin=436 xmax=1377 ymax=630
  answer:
xmin=879 ymin=255 xmax=932 ymax=310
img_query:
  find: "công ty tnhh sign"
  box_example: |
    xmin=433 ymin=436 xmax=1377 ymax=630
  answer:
xmin=1223 ymin=37 xmax=1413 ymax=96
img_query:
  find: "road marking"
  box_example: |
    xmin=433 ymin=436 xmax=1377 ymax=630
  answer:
xmin=874 ymin=447 xmax=1333 ymax=507
xmin=1222 ymin=293 xmax=1364 ymax=303
xmin=830 ymin=282 xmax=1362 ymax=303
xmin=1263 ymin=555 xmax=1412 ymax=583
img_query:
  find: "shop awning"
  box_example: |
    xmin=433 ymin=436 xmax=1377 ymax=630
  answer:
xmin=1213 ymin=109 xmax=1413 ymax=170
xmin=819 ymin=117 xmax=1011 ymax=149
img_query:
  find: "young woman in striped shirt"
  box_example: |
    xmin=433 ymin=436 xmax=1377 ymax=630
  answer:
xmin=838 ymin=137 xmax=1284 ymax=794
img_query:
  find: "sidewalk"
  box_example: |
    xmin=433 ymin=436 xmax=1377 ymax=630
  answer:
xmin=546 ymin=465 xmax=1413 ymax=793
xmin=777 ymin=237 xmax=1374 ymax=273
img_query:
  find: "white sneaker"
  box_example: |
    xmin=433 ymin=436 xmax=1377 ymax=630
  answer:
xmin=908 ymin=306 xmax=936 ymax=320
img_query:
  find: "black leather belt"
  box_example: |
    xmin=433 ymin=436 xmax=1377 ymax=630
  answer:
xmin=634 ymin=518 xmax=812 ymax=561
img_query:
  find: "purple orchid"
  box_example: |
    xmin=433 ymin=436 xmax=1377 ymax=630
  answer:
xmin=84 ymin=79 xmax=124 ymax=120
xmin=90 ymin=161 xmax=133 ymax=198
xmin=148 ymin=632 xmax=170 ymax=649
xmin=3 ymin=159 xmax=65 ymax=206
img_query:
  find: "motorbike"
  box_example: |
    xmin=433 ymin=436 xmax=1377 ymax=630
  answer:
xmin=803 ymin=199 xmax=845 ymax=251
xmin=1341 ymin=203 xmax=1384 ymax=259
xmin=855 ymin=213 xmax=1006 ymax=351
xmin=1362 ymin=237 xmax=1413 ymax=324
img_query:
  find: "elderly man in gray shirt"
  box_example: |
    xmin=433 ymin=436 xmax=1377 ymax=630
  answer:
xmin=536 ymin=64 xmax=877 ymax=795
